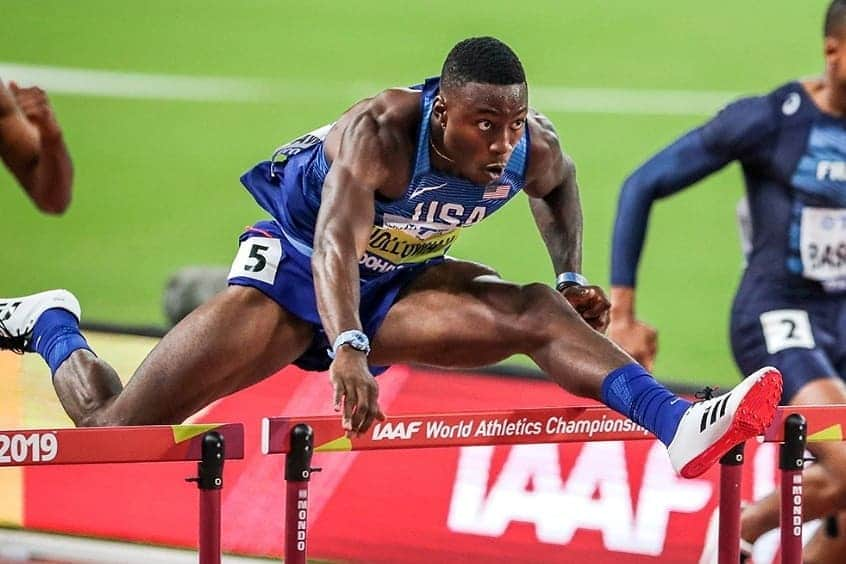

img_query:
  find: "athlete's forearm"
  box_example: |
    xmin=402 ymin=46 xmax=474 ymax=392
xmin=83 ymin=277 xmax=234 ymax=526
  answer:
xmin=1 ymin=94 xmax=72 ymax=214
xmin=610 ymin=129 xmax=729 ymax=287
xmin=0 ymin=113 xmax=40 ymax=180
xmin=20 ymin=134 xmax=73 ymax=214
xmin=529 ymin=168 xmax=583 ymax=275
xmin=312 ymin=162 xmax=376 ymax=342
xmin=610 ymin=286 xmax=636 ymax=319
xmin=313 ymin=229 xmax=365 ymax=341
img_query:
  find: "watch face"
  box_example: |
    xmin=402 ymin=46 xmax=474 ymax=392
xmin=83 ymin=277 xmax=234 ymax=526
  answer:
xmin=332 ymin=330 xmax=371 ymax=357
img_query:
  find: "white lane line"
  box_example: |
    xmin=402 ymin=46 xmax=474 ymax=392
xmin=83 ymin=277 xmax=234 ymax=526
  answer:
xmin=0 ymin=62 xmax=267 ymax=101
xmin=531 ymin=86 xmax=740 ymax=116
xmin=0 ymin=62 xmax=743 ymax=115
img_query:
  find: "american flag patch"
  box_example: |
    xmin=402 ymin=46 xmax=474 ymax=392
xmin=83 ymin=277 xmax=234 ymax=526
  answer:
xmin=483 ymin=184 xmax=511 ymax=200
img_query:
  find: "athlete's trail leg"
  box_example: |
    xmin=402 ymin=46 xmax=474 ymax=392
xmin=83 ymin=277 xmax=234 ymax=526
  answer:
xmin=51 ymin=286 xmax=314 ymax=426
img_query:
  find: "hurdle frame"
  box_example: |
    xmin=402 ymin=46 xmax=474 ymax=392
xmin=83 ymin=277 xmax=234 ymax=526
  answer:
xmin=283 ymin=424 xmax=317 ymax=564
xmin=718 ymin=442 xmax=745 ymax=563
xmin=0 ymin=423 xmax=244 ymax=564
xmin=263 ymin=406 xmax=658 ymax=563
xmin=779 ymin=414 xmax=808 ymax=564
xmin=265 ymin=406 xmax=845 ymax=564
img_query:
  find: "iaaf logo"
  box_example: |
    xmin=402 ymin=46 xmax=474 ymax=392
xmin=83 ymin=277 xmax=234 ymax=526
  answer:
xmin=448 ymin=441 xmax=712 ymax=556
xmin=370 ymin=421 xmax=423 ymax=440
xmin=447 ymin=441 xmax=782 ymax=559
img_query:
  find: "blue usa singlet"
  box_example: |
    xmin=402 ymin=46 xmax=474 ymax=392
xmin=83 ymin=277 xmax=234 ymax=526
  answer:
xmin=230 ymin=77 xmax=530 ymax=372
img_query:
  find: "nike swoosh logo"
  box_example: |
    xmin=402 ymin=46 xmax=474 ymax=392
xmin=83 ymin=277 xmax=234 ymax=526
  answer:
xmin=670 ymin=398 xmax=680 ymax=405
xmin=409 ymin=183 xmax=447 ymax=199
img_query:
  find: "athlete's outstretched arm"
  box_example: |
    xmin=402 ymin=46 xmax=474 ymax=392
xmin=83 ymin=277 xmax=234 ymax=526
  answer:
xmin=0 ymin=79 xmax=73 ymax=214
xmin=608 ymin=130 xmax=734 ymax=367
xmin=608 ymin=95 xmax=773 ymax=367
xmin=525 ymin=114 xmax=609 ymax=332
xmin=313 ymin=109 xmax=403 ymax=435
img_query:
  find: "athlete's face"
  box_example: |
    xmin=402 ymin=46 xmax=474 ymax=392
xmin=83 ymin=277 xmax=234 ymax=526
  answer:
xmin=435 ymin=82 xmax=528 ymax=185
xmin=825 ymin=30 xmax=846 ymax=89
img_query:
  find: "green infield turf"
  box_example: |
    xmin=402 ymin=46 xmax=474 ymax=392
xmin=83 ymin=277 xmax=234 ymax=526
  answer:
xmin=0 ymin=0 xmax=831 ymax=386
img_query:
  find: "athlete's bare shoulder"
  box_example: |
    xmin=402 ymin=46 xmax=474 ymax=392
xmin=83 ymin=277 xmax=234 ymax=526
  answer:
xmin=323 ymin=88 xmax=422 ymax=197
xmin=523 ymin=109 xmax=574 ymax=198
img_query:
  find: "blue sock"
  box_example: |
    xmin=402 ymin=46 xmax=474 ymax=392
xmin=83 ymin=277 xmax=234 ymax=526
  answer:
xmin=601 ymin=363 xmax=691 ymax=446
xmin=30 ymin=308 xmax=92 ymax=375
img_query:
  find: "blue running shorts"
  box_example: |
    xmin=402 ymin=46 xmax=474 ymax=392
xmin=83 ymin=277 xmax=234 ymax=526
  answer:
xmin=227 ymin=220 xmax=436 ymax=374
xmin=730 ymin=277 xmax=846 ymax=402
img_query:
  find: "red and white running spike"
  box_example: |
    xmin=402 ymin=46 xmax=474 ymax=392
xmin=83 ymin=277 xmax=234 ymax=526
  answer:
xmin=668 ymin=366 xmax=782 ymax=479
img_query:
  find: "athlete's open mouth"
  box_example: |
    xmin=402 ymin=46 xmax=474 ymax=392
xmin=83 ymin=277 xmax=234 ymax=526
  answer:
xmin=484 ymin=163 xmax=506 ymax=179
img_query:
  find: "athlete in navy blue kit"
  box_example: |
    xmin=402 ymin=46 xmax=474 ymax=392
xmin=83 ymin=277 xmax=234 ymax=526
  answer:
xmin=0 ymin=37 xmax=780 ymax=479
xmin=609 ymin=0 xmax=846 ymax=556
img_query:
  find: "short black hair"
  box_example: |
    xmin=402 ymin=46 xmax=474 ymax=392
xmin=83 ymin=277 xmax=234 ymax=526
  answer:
xmin=825 ymin=0 xmax=846 ymax=37
xmin=440 ymin=37 xmax=526 ymax=91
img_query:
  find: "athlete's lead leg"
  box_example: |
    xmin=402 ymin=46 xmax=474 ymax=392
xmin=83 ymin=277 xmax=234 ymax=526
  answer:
xmin=372 ymin=260 xmax=781 ymax=477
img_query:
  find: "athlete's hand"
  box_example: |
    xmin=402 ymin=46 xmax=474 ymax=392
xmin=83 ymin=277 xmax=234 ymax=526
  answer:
xmin=329 ymin=348 xmax=386 ymax=437
xmin=608 ymin=316 xmax=658 ymax=371
xmin=0 ymin=78 xmax=18 ymax=118
xmin=561 ymin=284 xmax=611 ymax=333
xmin=9 ymin=81 xmax=63 ymax=143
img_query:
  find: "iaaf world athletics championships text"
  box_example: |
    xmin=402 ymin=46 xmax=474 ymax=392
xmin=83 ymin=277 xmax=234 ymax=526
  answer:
xmin=370 ymin=415 xmax=652 ymax=441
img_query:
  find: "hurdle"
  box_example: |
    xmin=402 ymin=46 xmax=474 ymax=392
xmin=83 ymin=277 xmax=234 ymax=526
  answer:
xmin=263 ymin=406 xmax=655 ymax=564
xmin=263 ymin=405 xmax=846 ymax=564
xmin=0 ymin=423 xmax=244 ymax=564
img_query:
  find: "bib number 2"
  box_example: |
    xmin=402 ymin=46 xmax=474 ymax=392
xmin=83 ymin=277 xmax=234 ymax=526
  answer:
xmin=759 ymin=309 xmax=815 ymax=354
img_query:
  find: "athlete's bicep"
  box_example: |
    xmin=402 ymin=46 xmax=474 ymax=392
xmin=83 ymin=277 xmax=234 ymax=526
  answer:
xmin=610 ymin=129 xmax=735 ymax=286
xmin=700 ymin=95 xmax=775 ymax=159
xmin=625 ymin=129 xmax=736 ymax=201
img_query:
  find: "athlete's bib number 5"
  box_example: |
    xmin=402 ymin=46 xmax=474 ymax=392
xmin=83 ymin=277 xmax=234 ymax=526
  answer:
xmin=800 ymin=207 xmax=846 ymax=282
xmin=228 ymin=237 xmax=283 ymax=285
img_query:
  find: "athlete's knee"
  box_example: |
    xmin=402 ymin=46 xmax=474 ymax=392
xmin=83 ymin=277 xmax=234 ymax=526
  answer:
xmin=825 ymin=469 xmax=846 ymax=508
xmin=75 ymin=408 xmax=129 ymax=428
xmin=810 ymin=449 xmax=846 ymax=508
xmin=818 ymin=476 xmax=846 ymax=510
